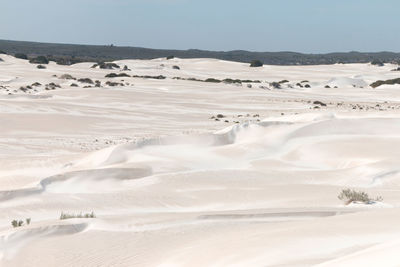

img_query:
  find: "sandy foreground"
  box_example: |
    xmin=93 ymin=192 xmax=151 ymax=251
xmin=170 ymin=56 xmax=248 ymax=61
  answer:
xmin=1 ymin=55 xmax=400 ymax=266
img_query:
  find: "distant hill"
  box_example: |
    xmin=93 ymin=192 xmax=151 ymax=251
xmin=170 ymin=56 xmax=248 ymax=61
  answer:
xmin=1 ymin=39 xmax=399 ymax=66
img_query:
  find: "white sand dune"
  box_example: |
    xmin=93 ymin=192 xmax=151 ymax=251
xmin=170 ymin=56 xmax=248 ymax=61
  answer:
xmin=1 ymin=55 xmax=400 ymax=266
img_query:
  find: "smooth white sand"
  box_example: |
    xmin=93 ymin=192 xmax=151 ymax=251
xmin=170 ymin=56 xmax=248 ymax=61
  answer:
xmin=1 ymin=55 xmax=400 ymax=266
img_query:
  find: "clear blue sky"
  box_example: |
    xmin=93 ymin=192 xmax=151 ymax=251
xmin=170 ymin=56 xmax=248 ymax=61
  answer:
xmin=1 ymin=0 xmax=399 ymax=53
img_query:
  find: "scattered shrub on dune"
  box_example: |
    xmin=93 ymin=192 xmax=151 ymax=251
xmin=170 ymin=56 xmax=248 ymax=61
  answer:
xmin=31 ymin=82 xmax=41 ymax=86
xmin=29 ymin=56 xmax=49 ymax=64
xmin=106 ymin=81 xmax=124 ymax=86
xmin=338 ymin=189 xmax=382 ymax=205
xmin=222 ymin=78 xmax=242 ymax=84
xmin=11 ymin=220 xmax=24 ymax=228
xmin=45 ymin=82 xmax=61 ymax=90
xmin=241 ymin=79 xmax=261 ymax=83
xmin=166 ymin=55 xmax=174 ymax=60
xmin=250 ymin=60 xmax=263 ymax=67
xmin=123 ymin=65 xmax=131 ymax=71
xmin=279 ymin=80 xmax=289 ymax=84
xmin=205 ymin=78 xmax=221 ymax=83
xmin=0 ymin=58 xmax=3 ymax=62
xmin=131 ymin=74 xmax=166 ymax=80
xmin=60 ymin=211 xmax=96 ymax=220
xmin=70 ymin=83 xmax=79 ymax=87
xmin=14 ymin=53 xmax=28 ymax=60
xmin=371 ymin=60 xmax=384 ymax=66
xmin=270 ymin=82 xmax=281 ymax=89
xmin=370 ymin=78 xmax=400 ymax=88
xmin=105 ymin=73 xmax=130 ymax=78
xmin=172 ymin=65 xmax=180 ymax=70
xmin=36 ymin=64 xmax=46 ymax=69
xmin=78 ymin=78 xmax=94 ymax=84
xmin=59 ymin=74 xmax=76 ymax=80
xmin=26 ymin=218 xmax=31 ymax=225
xmin=92 ymin=62 xmax=120 ymax=69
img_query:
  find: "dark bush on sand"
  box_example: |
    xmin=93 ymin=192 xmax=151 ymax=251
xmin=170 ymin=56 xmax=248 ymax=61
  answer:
xmin=371 ymin=60 xmax=384 ymax=66
xmin=370 ymin=78 xmax=400 ymax=88
xmin=15 ymin=53 xmax=28 ymax=60
xmin=78 ymin=78 xmax=94 ymax=84
xmin=105 ymin=73 xmax=131 ymax=78
xmin=29 ymin=56 xmax=49 ymax=64
xmin=250 ymin=60 xmax=263 ymax=67
xmin=91 ymin=62 xmax=120 ymax=69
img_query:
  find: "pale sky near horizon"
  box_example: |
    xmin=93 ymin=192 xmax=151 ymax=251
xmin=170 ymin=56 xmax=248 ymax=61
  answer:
xmin=1 ymin=0 xmax=399 ymax=53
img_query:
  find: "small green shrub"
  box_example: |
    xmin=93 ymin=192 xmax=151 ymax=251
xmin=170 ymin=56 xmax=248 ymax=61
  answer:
xmin=78 ymin=78 xmax=94 ymax=84
xmin=14 ymin=53 xmax=28 ymax=60
xmin=371 ymin=60 xmax=384 ymax=66
xmin=11 ymin=220 xmax=18 ymax=228
xmin=166 ymin=55 xmax=174 ymax=60
xmin=29 ymin=56 xmax=49 ymax=64
xmin=370 ymin=78 xmax=400 ymax=88
xmin=131 ymin=74 xmax=166 ymax=80
xmin=205 ymin=78 xmax=221 ymax=83
xmin=59 ymin=74 xmax=76 ymax=80
xmin=26 ymin=218 xmax=31 ymax=225
xmin=338 ymin=189 xmax=382 ymax=205
xmin=172 ymin=65 xmax=180 ymax=70
xmin=60 ymin=212 xmax=96 ymax=220
xmin=36 ymin=64 xmax=46 ymax=69
xmin=92 ymin=62 xmax=120 ymax=69
xmin=250 ymin=60 xmax=263 ymax=67
xmin=105 ymin=73 xmax=130 ymax=78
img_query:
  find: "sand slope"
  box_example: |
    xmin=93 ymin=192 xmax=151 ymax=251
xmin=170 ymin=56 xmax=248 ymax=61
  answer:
xmin=1 ymin=56 xmax=400 ymax=266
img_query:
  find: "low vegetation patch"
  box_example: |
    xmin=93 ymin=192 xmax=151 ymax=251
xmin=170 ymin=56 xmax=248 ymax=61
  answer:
xmin=205 ymin=78 xmax=222 ymax=83
xmin=36 ymin=64 xmax=46 ymax=69
xmin=60 ymin=212 xmax=96 ymax=220
xmin=105 ymin=73 xmax=131 ymax=78
xmin=78 ymin=78 xmax=94 ymax=84
xmin=29 ymin=56 xmax=49 ymax=64
xmin=270 ymin=82 xmax=281 ymax=89
xmin=59 ymin=74 xmax=76 ymax=80
xmin=45 ymin=82 xmax=61 ymax=90
xmin=131 ymin=74 xmax=166 ymax=80
xmin=106 ymin=81 xmax=124 ymax=86
xmin=172 ymin=65 xmax=180 ymax=70
xmin=371 ymin=60 xmax=384 ymax=66
xmin=92 ymin=62 xmax=120 ymax=69
xmin=14 ymin=53 xmax=28 ymax=60
xmin=370 ymin=78 xmax=400 ymax=88
xmin=338 ymin=189 xmax=383 ymax=205
xmin=11 ymin=218 xmax=31 ymax=228
xmin=166 ymin=55 xmax=174 ymax=60
xmin=250 ymin=60 xmax=263 ymax=67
